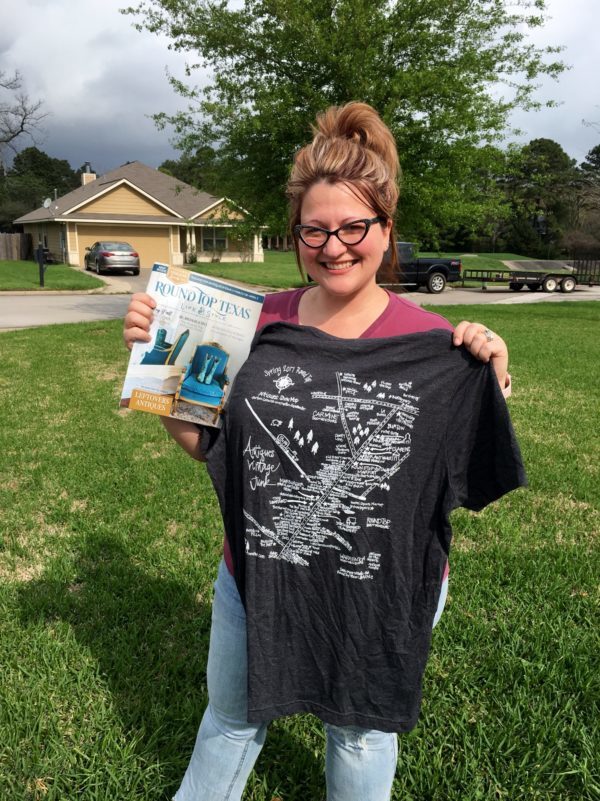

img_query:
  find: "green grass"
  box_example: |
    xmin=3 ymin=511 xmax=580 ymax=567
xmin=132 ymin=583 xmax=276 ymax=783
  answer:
xmin=0 ymin=260 xmax=104 ymax=291
xmin=193 ymin=250 xmax=538 ymax=289
xmin=188 ymin=251 xmax=305 ymax=289
xmin=421 ymin=252 xmax=534 ymax=271
xmin=0 ymin=303 xmax=598 ymax=800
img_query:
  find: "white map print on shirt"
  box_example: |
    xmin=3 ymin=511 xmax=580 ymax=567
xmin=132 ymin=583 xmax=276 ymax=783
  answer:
xmin=242 ymin=368 xmax=420 ymax=580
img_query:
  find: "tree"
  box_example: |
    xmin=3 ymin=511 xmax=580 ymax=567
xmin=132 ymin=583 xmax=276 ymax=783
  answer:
xmin=10 ymin=147 xmax=80 ymax=197
xmin=440 ymin=145 xmax=515 ymax=252
xmin=504 ymin=138 xmax=579 ymax=256
xmin=124 ymin=0 xmax=564 ymax=242
xmin=158 ymin=147 xmax=219 ymax=193
xmin=0 ymin=70 xmax=46 ymax=165
xmin=581 ymin=144 xmax=600 ymax=175
xmin=576 ymin=144 xmax=600 ymax=246
xmin=0 ymin=147 xmax=79 ymax=230
xmin=580 ymin=144 xmax=600 ymax=210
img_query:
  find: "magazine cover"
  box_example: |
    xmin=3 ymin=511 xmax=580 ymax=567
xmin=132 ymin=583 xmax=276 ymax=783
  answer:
xmin=121 ymin=263 xmax=265 ymax=427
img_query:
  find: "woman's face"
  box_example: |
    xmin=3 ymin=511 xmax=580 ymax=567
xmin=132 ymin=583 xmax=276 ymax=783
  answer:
xmin=298 ymin=181 xmax=392 ymax=301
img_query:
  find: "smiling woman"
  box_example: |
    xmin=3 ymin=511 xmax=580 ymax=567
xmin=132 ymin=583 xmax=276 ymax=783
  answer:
xmin=293 ymin=183 xmax=392 ymax=336
xmin=123 ymin=101 xmax=522 ymax=801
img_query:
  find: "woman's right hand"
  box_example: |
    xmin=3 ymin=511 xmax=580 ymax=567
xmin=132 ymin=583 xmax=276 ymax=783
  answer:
xmin=123 ymin=292 xmax=156 ymax=351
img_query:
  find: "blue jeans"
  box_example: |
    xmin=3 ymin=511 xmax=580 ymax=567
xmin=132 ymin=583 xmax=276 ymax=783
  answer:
xmin=174 ymin=560 xmax=447 ymax=801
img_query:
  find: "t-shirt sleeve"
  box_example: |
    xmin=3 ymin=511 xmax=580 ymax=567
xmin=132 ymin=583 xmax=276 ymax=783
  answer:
xmin=199 ymin=424 xmax=222 ymax=460
xmin=444 ymin=360 xmax=527 ymax=513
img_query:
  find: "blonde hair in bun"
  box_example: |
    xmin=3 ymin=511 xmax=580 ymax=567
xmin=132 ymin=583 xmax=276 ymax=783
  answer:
xmin=287 ymin=102 xmax=401 ymax=278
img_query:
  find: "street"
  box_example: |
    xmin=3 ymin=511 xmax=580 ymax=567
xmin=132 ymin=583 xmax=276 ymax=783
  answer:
xmin=0 ymin=293 xmax=132 ymax=330
xmin=1 ymin=270 xmax=599 ymax=331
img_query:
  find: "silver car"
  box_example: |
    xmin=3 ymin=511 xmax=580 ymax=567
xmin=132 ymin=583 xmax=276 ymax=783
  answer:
xmin=84 ymin=241 xmax=140 ymax=275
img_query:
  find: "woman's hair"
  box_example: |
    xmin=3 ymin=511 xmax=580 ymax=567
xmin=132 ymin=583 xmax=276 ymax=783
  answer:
xmin=287 ymin=102 xmax=401 ymax=280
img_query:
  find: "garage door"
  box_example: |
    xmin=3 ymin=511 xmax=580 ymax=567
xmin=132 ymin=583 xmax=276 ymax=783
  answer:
xmin=77 ymin=225 xmax=171 ymax=268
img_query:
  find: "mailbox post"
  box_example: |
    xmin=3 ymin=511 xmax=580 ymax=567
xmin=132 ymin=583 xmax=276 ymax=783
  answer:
xmin=37 ymin=244 xmax=47 ymax=288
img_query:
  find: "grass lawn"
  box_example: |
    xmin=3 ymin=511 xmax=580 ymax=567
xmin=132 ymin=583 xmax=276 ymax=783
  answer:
xmin=0 ymin=303 xmax=598 ymax=800
xmin=188 ymin=251 xmax=305 ymax=289
xmin=0 ymin=260 xmax=104 ymax=291
xmin=193 ymin=251 xmax=537 ymax=289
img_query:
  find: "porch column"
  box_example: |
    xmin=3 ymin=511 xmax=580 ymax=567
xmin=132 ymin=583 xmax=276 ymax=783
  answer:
xmin=252 ymin=234 xmax=263 ymax=262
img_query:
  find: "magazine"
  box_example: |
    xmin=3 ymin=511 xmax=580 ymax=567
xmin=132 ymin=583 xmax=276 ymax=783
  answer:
xmin=120 ymin=263 xmax=265 ymax=427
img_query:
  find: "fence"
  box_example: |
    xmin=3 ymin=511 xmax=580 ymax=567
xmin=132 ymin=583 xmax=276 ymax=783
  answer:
xmin=0 ymin=233 xmax=32 ymax=260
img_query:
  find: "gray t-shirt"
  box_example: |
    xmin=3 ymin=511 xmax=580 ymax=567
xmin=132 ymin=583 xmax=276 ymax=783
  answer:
xmin=205 ymin=323 xmax=526 ymax=733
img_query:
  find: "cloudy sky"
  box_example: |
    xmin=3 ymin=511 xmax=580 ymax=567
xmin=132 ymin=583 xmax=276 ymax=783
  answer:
xmin=1 ymin=0 xmax=598 ymax=177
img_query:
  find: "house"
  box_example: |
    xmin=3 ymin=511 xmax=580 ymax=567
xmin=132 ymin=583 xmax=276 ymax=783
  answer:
xmin=14 ymin=161 xmax=263 ymax=266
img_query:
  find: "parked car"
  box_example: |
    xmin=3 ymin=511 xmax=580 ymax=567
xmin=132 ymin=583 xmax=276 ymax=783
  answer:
xmin=84 ymin=241 xmax=140 ymax=275
xmin=379 ymin=242 xmax=462 ymax=293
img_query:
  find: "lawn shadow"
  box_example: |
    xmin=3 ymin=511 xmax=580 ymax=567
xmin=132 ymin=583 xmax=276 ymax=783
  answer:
xmin=18 ymin=532 xmax=209 ymax=793
xmin=17 ymin=532 xmax=322 ymax=798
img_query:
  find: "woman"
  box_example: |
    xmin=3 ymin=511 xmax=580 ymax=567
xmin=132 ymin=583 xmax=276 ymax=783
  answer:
xmin=124 ymin=102 xmax=525 ymax=801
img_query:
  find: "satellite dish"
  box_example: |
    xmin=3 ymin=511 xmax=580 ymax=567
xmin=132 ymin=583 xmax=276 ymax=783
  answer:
xmin=43 ymin=198 xmax=52 ymax=208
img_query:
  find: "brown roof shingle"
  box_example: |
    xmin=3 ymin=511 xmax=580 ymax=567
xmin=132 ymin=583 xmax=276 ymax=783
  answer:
xmin=15 ymin=161 xmax=221 ymax=224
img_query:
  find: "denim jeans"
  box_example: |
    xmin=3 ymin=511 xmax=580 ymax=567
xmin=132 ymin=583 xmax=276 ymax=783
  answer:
xmin=174 ymin=560 xmax=447 ymax=801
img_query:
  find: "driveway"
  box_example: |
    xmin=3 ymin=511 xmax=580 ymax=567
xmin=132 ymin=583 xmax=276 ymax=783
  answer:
xmin=0 ymin=270 xmax=598 ymax=331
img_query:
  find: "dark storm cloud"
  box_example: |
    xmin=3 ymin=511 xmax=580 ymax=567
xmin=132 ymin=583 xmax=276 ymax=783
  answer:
xmin=46 ymin=57 xmax=187 ymax=172
xmin=41 ymin=116 xmax=179 ymax=176
xmin=1 ymin=0 xmax=193 ymax=172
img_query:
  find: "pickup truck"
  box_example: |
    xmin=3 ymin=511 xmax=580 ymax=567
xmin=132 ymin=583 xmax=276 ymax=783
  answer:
xmin=379 ymin=242 xmax=462 ymax=293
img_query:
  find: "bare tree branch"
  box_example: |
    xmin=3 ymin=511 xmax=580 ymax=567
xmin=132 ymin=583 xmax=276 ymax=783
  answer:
xmin=0 ymin=70 xmax=47 ymax=156
xmin=0 ymin=70 xmax=22 ymax=92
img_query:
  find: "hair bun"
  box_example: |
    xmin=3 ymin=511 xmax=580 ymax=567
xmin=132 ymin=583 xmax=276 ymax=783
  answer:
xmin=313 ymin=102 xmax=400 ymax=183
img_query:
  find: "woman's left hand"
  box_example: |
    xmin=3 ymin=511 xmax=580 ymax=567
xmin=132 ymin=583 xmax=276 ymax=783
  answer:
xmin=453 ymin=321 xmax=508 ymax=390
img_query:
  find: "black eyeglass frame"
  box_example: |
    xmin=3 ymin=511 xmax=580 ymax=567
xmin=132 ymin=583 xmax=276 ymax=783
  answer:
xmin=293 ymin=216 xmax=386 ymax=248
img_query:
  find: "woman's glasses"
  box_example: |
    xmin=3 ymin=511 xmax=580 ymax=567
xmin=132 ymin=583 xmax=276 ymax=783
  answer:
xmin=294 ymin=216 xmax=385 ymax=248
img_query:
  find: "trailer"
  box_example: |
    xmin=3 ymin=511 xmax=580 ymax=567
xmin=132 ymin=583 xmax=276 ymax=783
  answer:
xmin=462 ymin=259 xmax=600 ymax=293
xmin=571 ymin=256 xmax=600 ymax=287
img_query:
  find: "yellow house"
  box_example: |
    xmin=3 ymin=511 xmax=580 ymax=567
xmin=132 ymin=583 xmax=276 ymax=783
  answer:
xmin=14 ymin=161 xmax=264 ymax=267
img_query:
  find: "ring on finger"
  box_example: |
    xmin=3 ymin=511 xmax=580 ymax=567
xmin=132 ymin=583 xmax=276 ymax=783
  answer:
xmin=483 ymin=328 xmax=495 ymax=342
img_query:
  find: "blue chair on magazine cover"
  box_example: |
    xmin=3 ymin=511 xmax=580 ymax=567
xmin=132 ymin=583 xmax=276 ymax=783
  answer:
xmin=141 ymin=328 xmax=189 ymax=365
xmin=176 ymin=343 xmax=230 ymax=408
